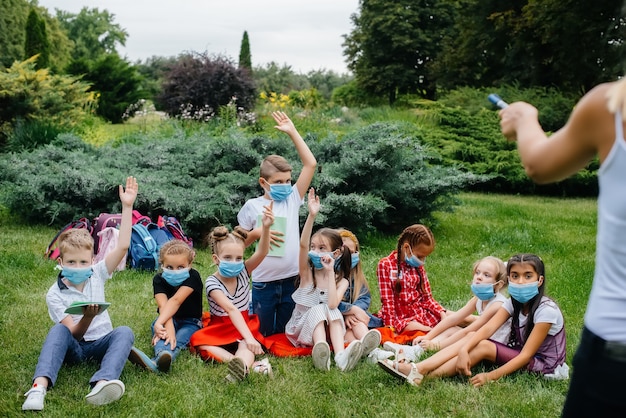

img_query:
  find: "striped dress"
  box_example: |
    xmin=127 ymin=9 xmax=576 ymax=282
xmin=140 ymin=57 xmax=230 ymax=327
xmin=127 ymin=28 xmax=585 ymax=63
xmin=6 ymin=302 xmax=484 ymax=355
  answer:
xmin=189 ymin=269 xmax=265 ymax=359
xmin=285 ymin=283 xmax=345 ymax=347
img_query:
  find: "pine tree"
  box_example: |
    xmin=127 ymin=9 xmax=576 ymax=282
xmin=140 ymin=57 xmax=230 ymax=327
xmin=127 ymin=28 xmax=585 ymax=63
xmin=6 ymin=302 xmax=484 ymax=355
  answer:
xmin=24 ymin=8 xmax=50 ymax=69
xmin=238 ymin=30 xmax=252 ymax=72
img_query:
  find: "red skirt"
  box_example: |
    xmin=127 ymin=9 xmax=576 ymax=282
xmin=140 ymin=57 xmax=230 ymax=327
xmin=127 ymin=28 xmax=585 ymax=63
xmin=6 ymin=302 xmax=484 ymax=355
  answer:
xmin=189 ymin=311 xmax=266 ymax=362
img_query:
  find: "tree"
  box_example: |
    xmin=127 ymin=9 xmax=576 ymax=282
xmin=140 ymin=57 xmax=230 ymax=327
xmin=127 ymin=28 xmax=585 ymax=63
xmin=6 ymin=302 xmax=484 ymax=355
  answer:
xmin=157 ymin=52 xmax=256 ymax=118
xmin=69 ymin=54 xmax=144 ymax=123
xmin=343 ymin=0 xmax=456 ymax=103
xmin=434 ymin=0 xmax=624 ymax=93
xmin=24 ymin=8 xmax=50 ymax=69
xmin=0 ymin=0 xmax=30 ymax=68
xmin=56 ymin=7 xmax=128 ymax=63
xmin=238 ymin=30 xmax=252 ymax=72
xmin=0 ymin=56 xmax=95 ymax=148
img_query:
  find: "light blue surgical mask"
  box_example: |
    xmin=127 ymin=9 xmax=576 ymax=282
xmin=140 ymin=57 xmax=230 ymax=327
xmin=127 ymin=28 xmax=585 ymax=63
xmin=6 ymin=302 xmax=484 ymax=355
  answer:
xmin=62 ymin=266 xmax=93 ymax=285
xmin=471 ymin=282 xmax=496 ymax=301
xmin=350 ymin=252 xmax=359 ymax=269
xmin=218 ymin=259 xmax=245 ymax=278
xmin=268 ymin=183 xmax=292 ymax=201
xmin=508 ymin=281 xmax=539 ymax=303
xmin=405 ymin=248 xmax=424 ymax=268
xmin=308 ymin=250 xmax=333 ymax=269
xmin=162 ymin=268 xmax=190 ymax=287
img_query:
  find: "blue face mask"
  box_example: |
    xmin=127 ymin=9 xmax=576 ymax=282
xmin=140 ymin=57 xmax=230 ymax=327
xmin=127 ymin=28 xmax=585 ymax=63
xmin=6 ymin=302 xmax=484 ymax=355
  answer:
xmin=218 ymin=259 xmax=245 ymax=278
xmin=62 ymin=266 xmax=93 ymax=285
xmin=508 ymin=281 xmax=539 ymax=303
xmin=405 ymin=248 xmax=425 ymax=268
xmin=308 ymin=250 xmax=333 ymax=269
xmin=471 ymin=283 xmax=496 ymax=301
xmin=162 ymin=268 xmax=190 ymax=287
xmin=268 ymin=183 xmax=292 ymax=201
xmin=350 ymin=252 xmax=359 ymax=269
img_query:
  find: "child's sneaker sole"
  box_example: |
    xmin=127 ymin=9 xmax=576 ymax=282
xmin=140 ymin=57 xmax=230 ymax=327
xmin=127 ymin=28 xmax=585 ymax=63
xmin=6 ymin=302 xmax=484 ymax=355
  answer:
xmin=312 ymin=341 xmax=331 ymax=371
xmin=225 ymin=357 xmax=248 ymax=383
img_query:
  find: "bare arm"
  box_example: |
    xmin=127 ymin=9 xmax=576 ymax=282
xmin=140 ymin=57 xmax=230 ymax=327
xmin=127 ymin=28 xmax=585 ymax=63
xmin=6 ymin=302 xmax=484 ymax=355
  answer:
xmin=271 ymin=111 xmax=317 ymax=198
xmin=60 ymin=305 xmax=100 ymax=340
xmin=470 ymin=322 xmax=552 ymax=387
xmin=105 ymin=176 xmax=137 ymax=274
xmin=245 ymin=202 xmax=274 ymax=272
xmin=211 ymin=290 xmax=264 ymax=355
xmin=499 ymin=84 xmax=613 ymax=183
xmin=414 ymin=297 xmax=476 ymax=344
xmin=299 ymin=188 xmax=319 ymax=281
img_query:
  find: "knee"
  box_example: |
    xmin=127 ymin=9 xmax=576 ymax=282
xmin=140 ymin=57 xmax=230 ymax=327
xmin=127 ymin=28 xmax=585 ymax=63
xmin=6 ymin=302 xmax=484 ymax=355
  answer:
xmin=49 ymin=323 xmax=72 ymax=337
xmin=114 ymin=326 xmax=135 ymax=344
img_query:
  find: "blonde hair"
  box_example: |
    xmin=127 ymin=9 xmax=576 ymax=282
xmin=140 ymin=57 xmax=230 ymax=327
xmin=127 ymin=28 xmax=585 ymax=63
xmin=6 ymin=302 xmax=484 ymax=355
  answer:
xmin=260 ymin=154 xmax=292 ymax=180
xmin=58 ymin=229 xmax=94 ymax=257
xmin=472 ymin=256 xmax=508 ymax=287
xmin=207 ymin=225 xmax=248 ymax=256
xmin=338 ymin=228 xmax=370 ymax=303
xmin=159 ymin=239 xmax=195 ymax=264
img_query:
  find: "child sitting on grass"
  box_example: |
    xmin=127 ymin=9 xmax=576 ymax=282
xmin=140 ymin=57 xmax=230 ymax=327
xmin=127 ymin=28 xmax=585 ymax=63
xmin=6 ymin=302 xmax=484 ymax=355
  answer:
xmin=190 ymin=202 xmax=275 ymax=382
xmin=128 ymin=239 xmax=203 ymax=373
xmin=22 ymin=176 xmax=145 ymax=411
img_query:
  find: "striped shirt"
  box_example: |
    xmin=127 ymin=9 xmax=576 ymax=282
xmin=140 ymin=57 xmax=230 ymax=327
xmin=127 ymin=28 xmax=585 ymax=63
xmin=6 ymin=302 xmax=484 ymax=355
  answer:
xmin=205 ymin=270 xmax=251 ymax=317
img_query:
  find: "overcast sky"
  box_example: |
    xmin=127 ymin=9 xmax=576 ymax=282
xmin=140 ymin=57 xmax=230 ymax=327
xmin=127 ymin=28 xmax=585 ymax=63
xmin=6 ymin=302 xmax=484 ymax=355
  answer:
xmin=36 ymin=0 xmax=360 ymax=74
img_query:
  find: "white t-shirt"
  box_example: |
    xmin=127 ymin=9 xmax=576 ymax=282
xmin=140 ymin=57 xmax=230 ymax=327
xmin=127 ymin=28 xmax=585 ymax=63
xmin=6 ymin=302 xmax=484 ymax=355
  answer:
xmin=502 ymin=296 xmax=564 ymax=336
xmin=46 ymin=260 xmax=113 ymax=341
xmin=237 ymin=186 xmax=303 ymax=283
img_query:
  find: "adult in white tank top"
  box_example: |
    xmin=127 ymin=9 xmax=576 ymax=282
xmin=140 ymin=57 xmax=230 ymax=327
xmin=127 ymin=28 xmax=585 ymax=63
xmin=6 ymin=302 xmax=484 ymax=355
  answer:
xmin=498 ymin=79 xmax=626 ymax=416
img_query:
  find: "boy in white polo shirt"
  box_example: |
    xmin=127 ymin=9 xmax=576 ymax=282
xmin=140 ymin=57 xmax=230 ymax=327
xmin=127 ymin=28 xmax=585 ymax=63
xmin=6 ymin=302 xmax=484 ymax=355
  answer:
xmin=237 ymin=111 xmax=317 ymax=336
xmin=22 ymin=176 xmax=143 ymax=411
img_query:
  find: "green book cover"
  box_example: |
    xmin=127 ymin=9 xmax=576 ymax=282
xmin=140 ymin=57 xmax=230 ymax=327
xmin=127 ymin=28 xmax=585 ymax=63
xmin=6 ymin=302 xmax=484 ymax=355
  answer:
xmin=64 ymin=301 xmax=110 ymax=315
xmin=258 ymin=215 xmax=287 ymax=257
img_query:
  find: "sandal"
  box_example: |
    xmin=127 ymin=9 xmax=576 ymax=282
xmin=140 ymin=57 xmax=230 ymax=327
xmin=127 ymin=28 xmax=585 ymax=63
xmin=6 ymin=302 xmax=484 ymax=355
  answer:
xmin=225 ymin=357 xmax=248 ymax=383
xmin=251 ymin=358 xmax=273 ymax=378
xmin=377 ymin=358 xmax=424 ymax=386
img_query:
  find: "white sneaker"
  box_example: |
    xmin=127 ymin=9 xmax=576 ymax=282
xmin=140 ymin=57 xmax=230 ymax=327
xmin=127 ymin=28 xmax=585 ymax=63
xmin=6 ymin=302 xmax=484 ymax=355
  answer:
xmin=312 ymin=341 xmax=331 ymax=371
xmin=383 ymin=341 xmax=424 ymax=362
xmin=360 ymin=329 xmax=382 ymax=357
xmin=22 ymin=385 xmax=46 ymax=411
xmin=335 ymin=340 xmax=363 ymax=372
xmin=85 ymin=380 xmax=125 ymax=405
xmin=366 ymin=347 xmax=395 ymax=364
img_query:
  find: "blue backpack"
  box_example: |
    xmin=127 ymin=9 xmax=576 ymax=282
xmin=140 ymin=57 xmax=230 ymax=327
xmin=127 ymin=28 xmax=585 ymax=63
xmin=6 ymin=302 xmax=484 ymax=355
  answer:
xmin=128 ymin=223 xmax=159 ymax=270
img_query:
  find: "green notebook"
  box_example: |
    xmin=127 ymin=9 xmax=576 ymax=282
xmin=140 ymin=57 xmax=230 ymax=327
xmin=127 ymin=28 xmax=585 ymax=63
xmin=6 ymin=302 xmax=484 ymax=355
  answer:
xmin=258 ymin=215 xmax=287 ymax=257
xmin=64 ymin=301 xmax=110 ymax=315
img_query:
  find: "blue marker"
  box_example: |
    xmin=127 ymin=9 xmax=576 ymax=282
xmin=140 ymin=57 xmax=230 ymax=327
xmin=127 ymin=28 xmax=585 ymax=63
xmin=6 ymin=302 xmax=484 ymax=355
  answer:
xmin=488 ymin=94 xmax=508 ymax=109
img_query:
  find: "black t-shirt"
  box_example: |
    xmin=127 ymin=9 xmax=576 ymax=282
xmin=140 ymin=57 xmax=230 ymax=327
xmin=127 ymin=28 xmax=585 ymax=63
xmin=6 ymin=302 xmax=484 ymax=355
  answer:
xmin=152 ymin=268 xmax=203 ymax=320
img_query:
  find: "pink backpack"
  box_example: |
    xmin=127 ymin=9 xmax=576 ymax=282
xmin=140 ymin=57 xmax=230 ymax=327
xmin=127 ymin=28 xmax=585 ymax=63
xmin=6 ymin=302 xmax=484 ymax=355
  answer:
xmin=94 ymin=226 xmax=127 ymax=271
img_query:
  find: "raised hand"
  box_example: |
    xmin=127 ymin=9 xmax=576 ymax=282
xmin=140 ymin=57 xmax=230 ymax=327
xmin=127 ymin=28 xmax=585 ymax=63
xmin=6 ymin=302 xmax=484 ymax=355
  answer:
xmin=271 ymin=111 xmax=296 ymax=135
xmin=261 ymin=201 xmax=275 ymax=228
xmin=307 ymin=187 xmax=320 ymax=216
xmin=119 ymin=176 xmax=138 ymax=207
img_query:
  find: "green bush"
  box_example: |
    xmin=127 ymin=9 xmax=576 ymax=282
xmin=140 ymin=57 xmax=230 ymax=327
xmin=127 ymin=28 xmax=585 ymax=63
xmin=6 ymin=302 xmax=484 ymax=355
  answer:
xmin=5 ymin=118 xmax=63 ymax=152
xmin=0 ymin=122 xmax=483 ymax=242
xmin=419 ymin=105 xmax=598 ymax=197
xmin=0 ymin=57 xmax=95 ymax=149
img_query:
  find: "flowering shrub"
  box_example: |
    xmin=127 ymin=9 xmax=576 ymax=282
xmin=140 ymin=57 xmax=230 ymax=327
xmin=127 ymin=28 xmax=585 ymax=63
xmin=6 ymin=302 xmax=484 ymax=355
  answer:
xmin=259 ymin=91 xmax=290 ymax=108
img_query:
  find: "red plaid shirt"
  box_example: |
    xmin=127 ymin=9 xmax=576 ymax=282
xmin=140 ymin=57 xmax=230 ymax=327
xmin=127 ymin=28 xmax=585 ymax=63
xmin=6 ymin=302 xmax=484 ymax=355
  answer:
xmin=376 ymin=250 xmax=444 ymax=332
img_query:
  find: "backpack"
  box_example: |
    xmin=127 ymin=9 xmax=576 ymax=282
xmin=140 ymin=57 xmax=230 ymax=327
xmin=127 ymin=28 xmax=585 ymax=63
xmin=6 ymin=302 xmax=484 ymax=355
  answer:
xmin=128 ymin=223 xmax=159 ymax=270
xmin=45 ymin=217 xmax=93 ymax=260
xmin=93 ymin=226 xmax=127 ymax=271
xmin=159 ymin=215 xmax=193 ymax=247
xmin=91 ymin=213 xmax=122 ymax=255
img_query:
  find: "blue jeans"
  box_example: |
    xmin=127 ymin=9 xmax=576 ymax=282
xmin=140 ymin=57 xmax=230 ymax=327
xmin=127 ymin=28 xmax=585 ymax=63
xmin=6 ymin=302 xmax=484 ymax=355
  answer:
xmin=252 ymin=275 xmax=296 ymax=336
xmin=151 ymin=317 xmax=201 ymax=360
xmin=562 ymin=326 xmax=626 ymax=417
xmin=33 ymin=323 xmax=134 ymax=387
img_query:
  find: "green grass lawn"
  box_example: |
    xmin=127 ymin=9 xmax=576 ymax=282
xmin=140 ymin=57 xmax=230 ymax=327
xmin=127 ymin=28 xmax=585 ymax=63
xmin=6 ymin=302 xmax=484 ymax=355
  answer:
xmin=0 ymin=193 xmax=596 ymax=417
